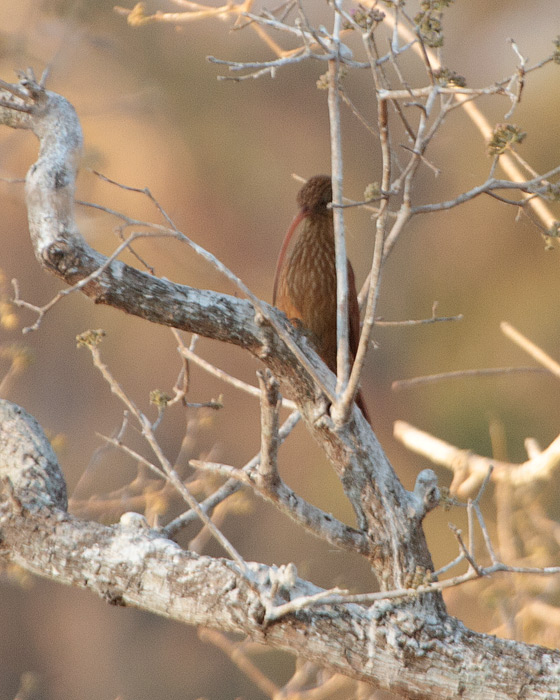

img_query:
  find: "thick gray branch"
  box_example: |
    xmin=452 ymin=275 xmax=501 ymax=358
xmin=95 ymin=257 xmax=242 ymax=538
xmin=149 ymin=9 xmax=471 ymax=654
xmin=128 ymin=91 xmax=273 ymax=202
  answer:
xmin=1 ymin=400 xmax=559 ymax=700
xmin=0 ymin=77 xmax=441 ymax=592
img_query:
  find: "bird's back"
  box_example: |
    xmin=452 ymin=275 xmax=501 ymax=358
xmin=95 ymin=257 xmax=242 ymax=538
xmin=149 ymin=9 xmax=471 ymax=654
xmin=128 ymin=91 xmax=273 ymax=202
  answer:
xmin=275 ymin=214 xmax=339 ymax=371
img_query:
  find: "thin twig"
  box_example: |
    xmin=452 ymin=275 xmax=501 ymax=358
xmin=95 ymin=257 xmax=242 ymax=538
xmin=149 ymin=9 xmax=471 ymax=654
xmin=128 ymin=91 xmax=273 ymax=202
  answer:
xmin=474 ymin=502 xmax=500 ymax=566
xmin=467 ymin=500 xmax=475 ymax=563
xmin=326 ymin=24 xmax=351 ymax=397
xmin=449 ymin=523 xmax=482 ymax=575
xmin=501 ymin=321 xmax=560 ymax=379
xmin=375 ymin=313 xmax=463 ymax=327
xmin=80 ymin=177 xmax=336 ymax=403
xmin=392 ymin=366 xmax=548 ymax=391
xmin=178 ymin=342 xmax=297 ymax=409
xmin=333 ymin=32 xmax=390 ymax=424
xmin=79 ymin=334 xmax=253 ymax=581
xmin=380 ymin=8 xmax=559 ymax=233
xmin=264 ymin=560 xmax=560 ymax=622
xmin=162 ymin=409 xmax=301 ymax=537
xmin=12 ymin=228 xmax=176 ymax=333
xmin=409 ymin=166 xmax=560 ymax=216
xmin=198 ymin=628 xmax=280 ymax=698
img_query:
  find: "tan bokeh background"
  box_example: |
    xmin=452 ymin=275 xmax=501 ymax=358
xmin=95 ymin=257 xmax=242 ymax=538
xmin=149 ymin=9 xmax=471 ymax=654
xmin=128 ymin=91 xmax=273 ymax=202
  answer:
xmin=1 ymin=0 xmax=559 ymax=698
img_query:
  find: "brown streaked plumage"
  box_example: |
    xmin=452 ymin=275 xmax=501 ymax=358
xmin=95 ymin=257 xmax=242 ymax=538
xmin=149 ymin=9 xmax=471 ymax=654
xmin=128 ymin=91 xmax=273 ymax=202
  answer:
xmin=273 ymin=175 xmax=370 ymax=423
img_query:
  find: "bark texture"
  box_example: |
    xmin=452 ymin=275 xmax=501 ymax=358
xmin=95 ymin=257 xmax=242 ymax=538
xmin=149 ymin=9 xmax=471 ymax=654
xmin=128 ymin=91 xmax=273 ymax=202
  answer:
xmin=1 ymin=399 xmax=560 ymax=699
xmin=0 ymin=77 xmax=437 ymax=593
xmin=1 ymin=77 xmax=559 ymax=699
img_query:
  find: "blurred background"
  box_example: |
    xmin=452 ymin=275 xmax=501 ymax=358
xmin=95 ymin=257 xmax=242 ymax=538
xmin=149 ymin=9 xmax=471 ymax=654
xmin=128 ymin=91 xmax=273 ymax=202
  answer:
xmin=1 ymin=0 xmax=560 ymax=698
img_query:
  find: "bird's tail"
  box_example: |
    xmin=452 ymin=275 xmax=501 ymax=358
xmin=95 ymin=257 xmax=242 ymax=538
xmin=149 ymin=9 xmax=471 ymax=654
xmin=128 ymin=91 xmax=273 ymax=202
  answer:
xmin=356 ymin=389 xmax=371 ymax=425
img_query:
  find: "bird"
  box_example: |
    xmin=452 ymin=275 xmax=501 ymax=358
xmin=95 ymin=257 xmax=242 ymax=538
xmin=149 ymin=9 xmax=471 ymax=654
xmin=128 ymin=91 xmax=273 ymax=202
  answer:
xmin=273 ymin=175 xmax=370 ymax=423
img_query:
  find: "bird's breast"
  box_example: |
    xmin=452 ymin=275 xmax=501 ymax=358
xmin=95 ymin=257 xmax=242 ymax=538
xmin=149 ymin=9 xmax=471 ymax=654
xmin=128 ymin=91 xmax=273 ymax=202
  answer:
xmin=276 ymin=221 xmax=338 ymax=370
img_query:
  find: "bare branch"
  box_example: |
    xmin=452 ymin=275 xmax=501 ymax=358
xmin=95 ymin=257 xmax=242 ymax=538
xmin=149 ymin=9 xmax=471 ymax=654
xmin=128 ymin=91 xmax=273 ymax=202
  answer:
xmin=392 ymin=366 xmax=547 ymax=391
xmin=501 ymin=321 xmax=560 ymax=378
xmin=326 ymin=41 xmax=351 ymax=400
xmin=409 ymin=166 xmax=560 ymax=216
xmin=79 ymin=177 xmax=338 ymax=404
xmin=334 ymin=32 xmax=390 ymax=424
xmin=12 ymin=227 xmax=180 ymax=333
xmin=178 ymin=341 xmax=297 ymax=410
xmin=394 ymin=420 xmax=560 ymax=495
xmin=0 ymin=60 xmax=441 ymax=593
xmin=198 ymin=629 xmax=279 ymax=698
xmin=115 ymin=2 xmax=239 ymax=26
xmin=162 ymin=409 xmax=302 ymax=538
xmin=449 ymin=523 xmax=482 ymax=575
xmin=190 ymin=457 xmax=369 ymax=556
xmin=375 ymin=303 xmax=463 ymax=327
xmin=77 ymin=331 xmax=253 ymax=581
xmin=256 ymin=369 xmax=281 ymax=486
xmin=379 ymin=7 xmax=559 ymax=234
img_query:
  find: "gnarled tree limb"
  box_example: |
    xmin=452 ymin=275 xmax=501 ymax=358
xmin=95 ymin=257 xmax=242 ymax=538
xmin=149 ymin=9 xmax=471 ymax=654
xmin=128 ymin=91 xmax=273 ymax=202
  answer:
xmin=1 ymin=399 xmax=560 ymax=699
xmin=0 ymin=75 xmax=437 ymax=594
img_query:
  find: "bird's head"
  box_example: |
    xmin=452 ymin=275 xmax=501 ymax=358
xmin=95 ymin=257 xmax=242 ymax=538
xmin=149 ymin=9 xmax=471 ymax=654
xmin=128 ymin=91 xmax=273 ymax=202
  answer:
xmin=296 ymin=175 xmax=332 ymax=216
